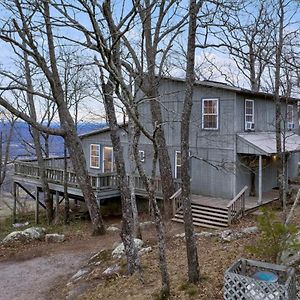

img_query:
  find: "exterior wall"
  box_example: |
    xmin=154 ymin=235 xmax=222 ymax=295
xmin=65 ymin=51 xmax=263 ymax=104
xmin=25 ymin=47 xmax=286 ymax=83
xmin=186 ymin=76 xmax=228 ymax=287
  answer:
xmin=138 ymin=79 xmax=237 ymax=199
xmin=235 ymin=94 xmax=299 ymax=133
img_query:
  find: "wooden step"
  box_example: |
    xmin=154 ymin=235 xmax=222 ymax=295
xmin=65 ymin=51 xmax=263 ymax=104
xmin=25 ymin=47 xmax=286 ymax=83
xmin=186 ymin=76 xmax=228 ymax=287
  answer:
xmin=173 ymin=203 xmax=229 ymax=229
xmin=189 ymin=207 xmax=228 ymax=219
xmin=172 ymin=217 xmax=227 ymax=229
xmin=191 ymin=203 xmax=228 ymax=213
xmin=174 ymin=214 xmax=228 ymax=226
xmin=175 ymin=212 xmax=228 ymax=223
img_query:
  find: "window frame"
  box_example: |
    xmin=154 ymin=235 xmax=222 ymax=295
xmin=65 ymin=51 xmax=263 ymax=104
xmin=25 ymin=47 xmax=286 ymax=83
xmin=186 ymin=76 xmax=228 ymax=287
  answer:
xmin=287 ymin=104 xmax=294 ymax=126
xmin=90 ymin=144 xmax=101 ymax=169
xmin=244 ymin=99 xmax=255 ymax=131
xmin=201 ymin=98 xmax=219 ymax=130
xmin=174 ymin=150 xmax=181 ymax=179
xmin=102 ymin=146 xmax=114 ymax=173
xmin=139 ymin=150 xmax=145 ymax=162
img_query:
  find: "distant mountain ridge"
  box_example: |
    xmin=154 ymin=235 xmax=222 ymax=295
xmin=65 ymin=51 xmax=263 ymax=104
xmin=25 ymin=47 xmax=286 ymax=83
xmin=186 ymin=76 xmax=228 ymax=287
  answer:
xmin=0 ymin=121 xmax=106 ymax=159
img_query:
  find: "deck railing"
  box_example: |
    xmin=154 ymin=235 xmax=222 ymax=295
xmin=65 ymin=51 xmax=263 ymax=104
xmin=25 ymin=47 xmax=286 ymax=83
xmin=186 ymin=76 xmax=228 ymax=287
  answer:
xmin=14 ymin=160 xmax=178 ymax=196
xmin=226 ymin=185 xmax=248 ymax=225
xmin=14 ymin=161 xmax=117 ymax=190
xmin=170 ymin=188 xmax=182 ymax=216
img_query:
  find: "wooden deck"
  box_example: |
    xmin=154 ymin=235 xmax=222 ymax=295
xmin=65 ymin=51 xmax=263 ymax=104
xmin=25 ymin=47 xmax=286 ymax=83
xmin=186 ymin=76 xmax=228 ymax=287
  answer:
xmin=191 ymin=189 xmax=279 ymax=212
xmin=12 ymin=159 xmax=182 ymax=201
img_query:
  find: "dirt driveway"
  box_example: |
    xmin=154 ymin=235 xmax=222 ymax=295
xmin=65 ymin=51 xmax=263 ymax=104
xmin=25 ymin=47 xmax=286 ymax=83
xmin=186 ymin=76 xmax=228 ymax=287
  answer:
xmin=0 ymin=252 xmax=88 ymax=300
xmin=0 ymin=225 xmax=119 ymax=300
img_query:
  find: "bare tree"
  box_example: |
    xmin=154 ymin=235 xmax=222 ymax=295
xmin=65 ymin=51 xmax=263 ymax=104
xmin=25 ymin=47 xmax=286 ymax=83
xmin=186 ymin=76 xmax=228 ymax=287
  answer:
xmin=180 ymin=0 xmax=201 ymax=284
xmin=0 ymin=0 xmax=105 ymax=234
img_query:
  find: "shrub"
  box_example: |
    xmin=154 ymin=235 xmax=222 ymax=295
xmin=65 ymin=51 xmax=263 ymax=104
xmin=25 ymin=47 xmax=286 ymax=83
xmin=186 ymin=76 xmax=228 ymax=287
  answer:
xmin=246 ymin=208 xmax=300 ymax=263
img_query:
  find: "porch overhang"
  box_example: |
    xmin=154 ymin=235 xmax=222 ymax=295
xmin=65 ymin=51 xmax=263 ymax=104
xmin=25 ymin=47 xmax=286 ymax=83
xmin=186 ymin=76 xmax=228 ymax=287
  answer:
xmin=237 ymin=132 xmax=300 ymax=156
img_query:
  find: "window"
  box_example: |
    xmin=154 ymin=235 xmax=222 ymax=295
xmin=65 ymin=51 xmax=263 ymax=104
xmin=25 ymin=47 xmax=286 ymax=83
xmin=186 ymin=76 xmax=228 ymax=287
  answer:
xmin=202 ymin=99 xmax=218 ymax=129
xmin=287 ymin=105 xmax=294 ymax=129
xmin=90 ymin=144 xmax=100 ymax=169
xmin=175 ymin=151 xmax=181 ymax=179
xmin=245 ymin=99 xmax=254 ymax=130
xmin=103 ymin=146 xmax=114 ymax=172
xmin=139 ymin=150 xmax=145 ymax=162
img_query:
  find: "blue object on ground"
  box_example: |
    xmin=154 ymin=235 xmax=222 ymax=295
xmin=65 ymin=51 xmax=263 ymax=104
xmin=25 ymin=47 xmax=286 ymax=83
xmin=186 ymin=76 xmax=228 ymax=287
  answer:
xmin=252 ymin=271 xmax=278 ymax=283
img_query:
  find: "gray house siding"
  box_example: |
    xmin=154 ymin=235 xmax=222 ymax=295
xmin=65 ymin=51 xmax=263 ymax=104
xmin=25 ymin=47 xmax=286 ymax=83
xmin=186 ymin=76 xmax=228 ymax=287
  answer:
xmin=80 ymin=78 xmax=299 ymax=201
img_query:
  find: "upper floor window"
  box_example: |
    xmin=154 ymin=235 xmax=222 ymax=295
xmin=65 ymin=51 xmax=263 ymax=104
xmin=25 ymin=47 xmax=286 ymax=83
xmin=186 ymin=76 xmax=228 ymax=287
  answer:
xmin=287 ymin=104 xmax=294 ymax=130
xmin=103 ymin=146 xmax=114 ymax=172
xmin=245 ymin=99 xmax=254 ymax=131
xmin=175 ymin=151 xmax=181 ymax=179
xmin=202 ymin=98 xmax=219 ymax=129
xmin=139 ymin=150 xmax=145 ymax=162
xmin=90 ymin=144 xmax=100 ymax=169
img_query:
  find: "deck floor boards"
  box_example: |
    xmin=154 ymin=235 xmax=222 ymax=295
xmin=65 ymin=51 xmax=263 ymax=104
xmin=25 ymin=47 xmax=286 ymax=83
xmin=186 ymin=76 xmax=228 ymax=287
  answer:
xmin=191 ymin=189 xmax=279 ymax=211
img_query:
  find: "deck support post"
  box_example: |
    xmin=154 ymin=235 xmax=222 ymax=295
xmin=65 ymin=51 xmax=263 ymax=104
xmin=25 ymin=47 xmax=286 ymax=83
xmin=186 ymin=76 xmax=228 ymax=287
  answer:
xmin=55 ymin=191 xmax=59 ymax=219
xmin=35 ymin=187 xmax=39 ymax=224
xmin=258 ymin=155 xmax=262 ymax=204
xmin=12 ymin=182 xmax=17 ymax=224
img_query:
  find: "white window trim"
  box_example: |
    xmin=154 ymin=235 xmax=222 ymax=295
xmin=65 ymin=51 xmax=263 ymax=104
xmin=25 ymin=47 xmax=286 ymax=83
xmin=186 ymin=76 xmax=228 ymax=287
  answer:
xmin=287 ymin=104 xmax=294 ymax=125
xmin=102 ymin=146 xmax=114 ymax=173
xmin=201 ymin=98 xmax=219 ymax=130
xmin=90 ymin=144 xmax=100 ymax=169
xmin=139 ymin=150 xmax=145 ymax=162
xmin=174 ymin=151 xmax=181 ymax=179
xmin=245 ymin=99 xmax=255 ymax=131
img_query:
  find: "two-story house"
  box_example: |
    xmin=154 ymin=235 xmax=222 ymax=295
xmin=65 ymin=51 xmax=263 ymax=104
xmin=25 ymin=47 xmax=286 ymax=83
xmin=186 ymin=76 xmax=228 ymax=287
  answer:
xmin=80 ymin=77 xmax=300 ymax=201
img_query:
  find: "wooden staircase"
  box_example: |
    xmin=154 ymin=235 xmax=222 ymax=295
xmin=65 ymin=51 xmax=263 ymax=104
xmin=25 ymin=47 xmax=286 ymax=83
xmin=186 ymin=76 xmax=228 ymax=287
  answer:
xmin=172 ymin=202 xmax=229 ymax=229
xmin=170 ymin=186 xmax=248 ymax=229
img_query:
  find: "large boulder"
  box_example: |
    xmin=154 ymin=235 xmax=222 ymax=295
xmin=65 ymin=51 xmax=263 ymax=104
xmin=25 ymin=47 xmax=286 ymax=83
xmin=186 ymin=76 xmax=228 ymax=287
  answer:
xmin=23 ymin=227 xmax=46 ymax=240
xmin=112 ymin=238 xmax=144 ymax=259
xmin=280 ymin=233 xmax=300 ymax=266
xmin=2 ymin=227 xmax=46 ymax=245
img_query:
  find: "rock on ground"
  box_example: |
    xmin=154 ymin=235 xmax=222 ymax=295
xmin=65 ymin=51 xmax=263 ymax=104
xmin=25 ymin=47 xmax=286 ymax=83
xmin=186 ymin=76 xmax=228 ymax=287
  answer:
xmin=2 ymin=227 xmax=46 ymax=245
xmin=45 ymin=234 xmax=65 ymax=243
xmin=103 ymin=264 xmax=120 ymax=277
xmin=174 ymin=226 xmax=258 ymax=242
xmin=139 ymin=221 xmax=155 ymax=229
xmin=112 ymin=238 xmax=144 ymax=259
xmin=70 ymin=268 xmax=90 ymax=282
xmin=281 ymin=233 xmax=300 ymax=266
xmin=107 ymin=226 xmax=120 ymax=232
xmin=138 ymin=247 xmax=152 ymax=256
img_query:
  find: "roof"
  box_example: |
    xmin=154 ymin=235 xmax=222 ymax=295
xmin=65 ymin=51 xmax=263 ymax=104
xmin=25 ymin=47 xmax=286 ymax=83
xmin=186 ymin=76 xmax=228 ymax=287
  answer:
xmin=237 ymin=132 xmax=300 ymax=155
xmin=161 ymin=76 xmax=299 ymax=102
xmin=79 ymin=123 xmax=127 ymax=139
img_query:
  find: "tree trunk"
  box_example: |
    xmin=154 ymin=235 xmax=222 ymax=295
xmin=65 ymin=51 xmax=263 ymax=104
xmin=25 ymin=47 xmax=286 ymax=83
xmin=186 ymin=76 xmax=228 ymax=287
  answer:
xmin=64 ymin=144 xmax=70 ymax=224
xmin=128 ymin=119 xmax=142 ymax=239
xmin=102 ymin=78 xmax=140 ymax=274
xmin=180 ymin=0 xmax=200 ymax=284
xmin=274 ymin=0 xmax=284 ymax=208
xmin=43 ymin=1 xmax=105 ymax=235
xmin=141 ymin=2 xmax=175 ymax=218
xmin=132 ymin=125 xmax=170 ymax=297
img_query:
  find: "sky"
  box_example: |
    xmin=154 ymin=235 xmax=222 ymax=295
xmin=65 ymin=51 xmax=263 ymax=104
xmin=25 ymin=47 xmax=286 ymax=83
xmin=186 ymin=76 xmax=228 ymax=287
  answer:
xmin=0 ymin=0 xmax=299 ymax=125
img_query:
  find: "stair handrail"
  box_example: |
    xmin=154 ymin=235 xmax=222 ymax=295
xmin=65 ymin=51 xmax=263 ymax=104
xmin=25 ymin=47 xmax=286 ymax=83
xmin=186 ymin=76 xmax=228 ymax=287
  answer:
xmin=170 ymin=188 xmax=182 ymax=216
xmin=226 ymin=185 xmax=248 ymax=225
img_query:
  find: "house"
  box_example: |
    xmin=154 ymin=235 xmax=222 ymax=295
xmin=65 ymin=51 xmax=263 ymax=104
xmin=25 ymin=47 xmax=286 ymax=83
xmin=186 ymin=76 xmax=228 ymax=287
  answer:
xmin=12 ymin=77 xmax=300 ymax=228
xmin=80 ymin=77 xmax=300 ymax=201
